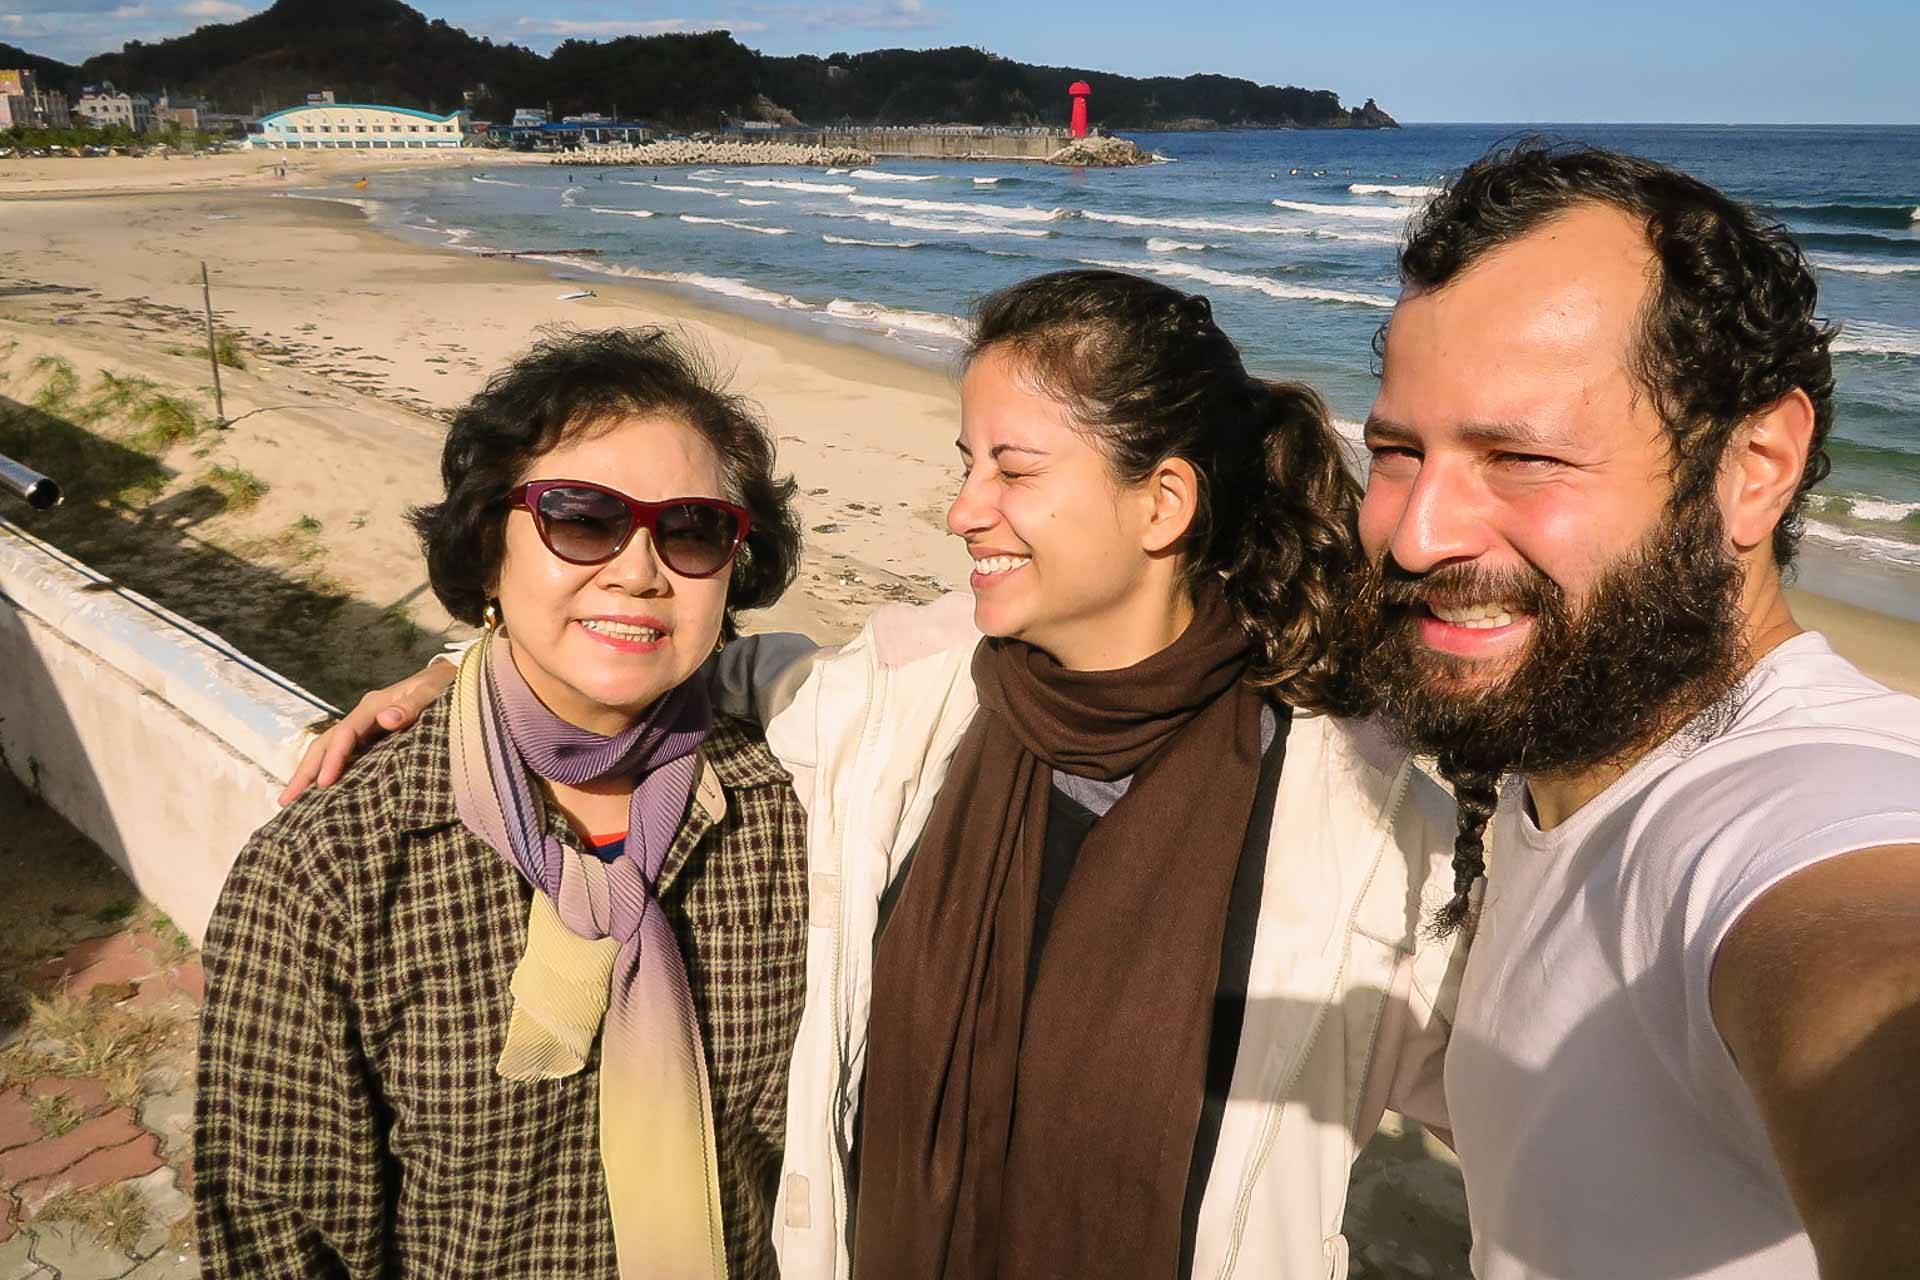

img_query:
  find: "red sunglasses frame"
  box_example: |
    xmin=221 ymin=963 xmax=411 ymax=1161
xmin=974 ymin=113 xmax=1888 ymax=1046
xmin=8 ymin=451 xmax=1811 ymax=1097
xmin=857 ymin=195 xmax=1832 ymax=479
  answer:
xmin=508 ymin=480 xmax=752 ymax=579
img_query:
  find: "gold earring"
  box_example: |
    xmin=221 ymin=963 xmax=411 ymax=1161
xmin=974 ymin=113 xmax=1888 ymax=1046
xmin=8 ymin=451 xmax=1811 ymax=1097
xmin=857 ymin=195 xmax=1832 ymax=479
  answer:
xmin=483 ymin=601 xmax=502 ymax=632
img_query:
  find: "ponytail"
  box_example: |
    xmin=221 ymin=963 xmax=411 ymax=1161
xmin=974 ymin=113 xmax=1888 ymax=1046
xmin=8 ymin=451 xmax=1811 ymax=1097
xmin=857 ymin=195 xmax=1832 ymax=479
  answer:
xmin=1223 ymin=380 xmax=1364 ymax=715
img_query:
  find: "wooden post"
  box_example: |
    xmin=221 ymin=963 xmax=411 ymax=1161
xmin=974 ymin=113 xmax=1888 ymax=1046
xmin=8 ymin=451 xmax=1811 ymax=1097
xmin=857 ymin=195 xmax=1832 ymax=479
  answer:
xmin=201 ymin=260 xmax=227 ymax=428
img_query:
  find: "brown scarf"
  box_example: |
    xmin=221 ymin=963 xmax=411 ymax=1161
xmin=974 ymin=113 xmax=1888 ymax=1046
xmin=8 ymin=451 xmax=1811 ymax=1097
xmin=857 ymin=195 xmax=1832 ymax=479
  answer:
xmin=854 ymin=586 xmax=1266 ymax=1279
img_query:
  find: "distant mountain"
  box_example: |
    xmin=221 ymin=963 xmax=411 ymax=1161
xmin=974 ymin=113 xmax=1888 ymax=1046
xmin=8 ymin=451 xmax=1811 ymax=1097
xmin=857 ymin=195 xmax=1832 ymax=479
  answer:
xmin=18 ymin=0 xmax=1395 ymax=130
xmin=72 ymin=0 xmax=546 ymax=118
xmin=0 ymin=42 xmax=77 ymax=87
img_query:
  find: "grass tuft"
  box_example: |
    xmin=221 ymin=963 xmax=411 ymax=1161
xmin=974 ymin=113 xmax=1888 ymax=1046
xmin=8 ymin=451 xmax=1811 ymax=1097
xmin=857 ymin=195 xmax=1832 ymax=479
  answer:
xmin=131 ymin=393 xmax=205 ymax=450
xmin=206 ymin=464 xmax=267 ymax=510
xmin=0 ymin=990 xmax=175 ymax=1106
xmin=29 ymin=1090 xmax=84 ymax=1138
xmin=33 ymin=1183 xmax=152 ymax=1255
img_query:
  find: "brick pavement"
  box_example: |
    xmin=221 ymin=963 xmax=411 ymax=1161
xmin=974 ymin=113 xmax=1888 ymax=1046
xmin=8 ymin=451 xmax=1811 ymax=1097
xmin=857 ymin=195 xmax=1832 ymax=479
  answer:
xmin=1 ymin=772 xmax=200 ymax=1280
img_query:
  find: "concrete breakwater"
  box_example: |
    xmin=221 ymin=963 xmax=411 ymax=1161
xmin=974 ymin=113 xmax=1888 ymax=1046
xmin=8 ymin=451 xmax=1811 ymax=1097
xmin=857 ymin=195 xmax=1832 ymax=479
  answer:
xmin=559 ymin=139 xmax=875 ymax=167
xmin=821 ymin=127 xmax=1070 ymax=161
xmin=553 ymin=127 xmax=1084 ymax=167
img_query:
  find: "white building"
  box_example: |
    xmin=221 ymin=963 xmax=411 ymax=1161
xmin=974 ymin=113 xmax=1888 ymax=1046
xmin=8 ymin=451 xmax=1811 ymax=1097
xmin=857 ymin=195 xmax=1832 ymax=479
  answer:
xmin=250 ymin=102 xmax=470 ymax=150
xmin=75 ymin=83 xmax=153 ymax=132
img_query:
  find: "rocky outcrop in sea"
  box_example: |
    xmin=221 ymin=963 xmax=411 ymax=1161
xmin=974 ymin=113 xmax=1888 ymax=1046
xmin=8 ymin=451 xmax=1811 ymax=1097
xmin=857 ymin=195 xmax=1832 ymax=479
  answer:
xmin=1047 ymin=136 xmax=1153 ymax=167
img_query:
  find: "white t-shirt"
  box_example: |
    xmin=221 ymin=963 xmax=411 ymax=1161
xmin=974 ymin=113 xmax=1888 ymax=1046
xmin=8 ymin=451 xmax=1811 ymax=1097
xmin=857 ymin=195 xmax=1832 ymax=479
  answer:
xmin=1447 ymin=632 xmax=1920 ymax=1280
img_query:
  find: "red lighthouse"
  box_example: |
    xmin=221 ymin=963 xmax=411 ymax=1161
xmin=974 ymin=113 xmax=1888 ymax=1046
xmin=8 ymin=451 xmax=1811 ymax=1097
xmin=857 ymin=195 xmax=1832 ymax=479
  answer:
xmin=1068 ymin=81 xmax=1091 ymax=138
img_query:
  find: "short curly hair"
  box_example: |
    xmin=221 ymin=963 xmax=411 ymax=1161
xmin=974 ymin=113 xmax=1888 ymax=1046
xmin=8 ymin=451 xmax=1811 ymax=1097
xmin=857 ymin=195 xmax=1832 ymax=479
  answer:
xmin=1387 ymin=139 xmax=1837 ymax=568
xmin=409 ymin=327 xmax=801 ymax=635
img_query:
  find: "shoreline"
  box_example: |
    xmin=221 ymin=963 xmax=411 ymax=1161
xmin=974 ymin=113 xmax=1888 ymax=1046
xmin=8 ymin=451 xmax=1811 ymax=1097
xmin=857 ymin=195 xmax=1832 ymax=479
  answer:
xmin=1 ymin=172 xmax=1916 ymax=697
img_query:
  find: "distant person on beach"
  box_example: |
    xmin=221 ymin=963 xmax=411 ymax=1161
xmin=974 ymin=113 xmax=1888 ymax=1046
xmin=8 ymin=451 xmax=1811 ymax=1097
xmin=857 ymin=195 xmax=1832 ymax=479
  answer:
xmin=1345 ymin=142 xmax=1920 ymax=1278
xmin=197 ymin=329 xmax=809 ymax=1279
xmin=284 ymin=271 xmax=1466 ymax=1279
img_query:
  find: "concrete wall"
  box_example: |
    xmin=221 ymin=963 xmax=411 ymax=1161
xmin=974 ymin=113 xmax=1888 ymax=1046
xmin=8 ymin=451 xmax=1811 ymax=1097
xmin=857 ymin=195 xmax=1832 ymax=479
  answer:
xmin=0 ymin=518 xmax=334 ymax=945
xmin=822 ymin=128 xmax=1067 ymax=160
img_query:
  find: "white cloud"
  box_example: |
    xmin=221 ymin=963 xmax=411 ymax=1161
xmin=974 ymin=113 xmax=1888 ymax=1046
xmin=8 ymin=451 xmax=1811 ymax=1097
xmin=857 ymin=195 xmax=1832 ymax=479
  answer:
xmin=752 ymin=0 xmax=942 ymax=31
xmin=0 ymin=0 xmax=259 ymax=61
xmin=513 ymin=16 xmax=765 ymax=37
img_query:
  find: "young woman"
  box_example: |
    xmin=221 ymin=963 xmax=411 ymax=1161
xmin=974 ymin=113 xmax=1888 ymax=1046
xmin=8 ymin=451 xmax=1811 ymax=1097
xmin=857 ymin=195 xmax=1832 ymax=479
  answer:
xmin=196 ymin=328 xmax=808 ymax=1280
xmin=290 ymin=272 xmax=1464 ymax=1279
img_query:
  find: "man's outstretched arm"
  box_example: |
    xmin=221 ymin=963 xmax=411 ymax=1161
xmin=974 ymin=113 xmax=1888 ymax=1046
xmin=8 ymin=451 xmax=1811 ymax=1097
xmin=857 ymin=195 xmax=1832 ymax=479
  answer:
xmin=1713 ymin=843 xmax=1920 ymax=1279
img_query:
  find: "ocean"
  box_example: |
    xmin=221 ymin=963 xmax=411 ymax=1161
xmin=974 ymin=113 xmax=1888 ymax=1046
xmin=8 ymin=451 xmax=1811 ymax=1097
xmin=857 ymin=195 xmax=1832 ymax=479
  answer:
xmin=340 ymin=123 xmax=1920 ymax=615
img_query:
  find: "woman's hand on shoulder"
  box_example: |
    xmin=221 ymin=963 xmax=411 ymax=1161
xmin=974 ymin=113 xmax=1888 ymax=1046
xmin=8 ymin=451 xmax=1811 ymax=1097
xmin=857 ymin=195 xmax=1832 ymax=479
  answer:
xmin=278 ymin=661 xmax=458 ymax=806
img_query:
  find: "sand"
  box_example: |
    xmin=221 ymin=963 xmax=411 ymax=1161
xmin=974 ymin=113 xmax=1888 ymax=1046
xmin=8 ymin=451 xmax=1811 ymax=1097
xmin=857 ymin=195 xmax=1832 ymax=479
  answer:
xmin=0 ymin=178 xmax=972 ymax=708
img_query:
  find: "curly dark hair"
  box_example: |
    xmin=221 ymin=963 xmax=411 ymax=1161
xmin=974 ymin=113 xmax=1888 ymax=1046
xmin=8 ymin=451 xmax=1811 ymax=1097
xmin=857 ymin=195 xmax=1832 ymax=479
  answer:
xmin=409 ymin=326 xmax=801 ymax=637
xmin=969 ymin=269 xmax=1365 ymax=713
xmin=1383 ymin=140 xmax=1837 ymax=934
xmin=1390 ymin=138 xmax=1837 ymax=568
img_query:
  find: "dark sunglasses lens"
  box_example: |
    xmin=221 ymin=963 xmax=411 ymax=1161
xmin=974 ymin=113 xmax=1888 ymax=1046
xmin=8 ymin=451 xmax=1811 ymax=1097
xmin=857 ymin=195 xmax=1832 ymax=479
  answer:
xmin=653 ymin=502 xmax=741 ymax=576
xmin=535 ymin=486 xmax=630 ymax=562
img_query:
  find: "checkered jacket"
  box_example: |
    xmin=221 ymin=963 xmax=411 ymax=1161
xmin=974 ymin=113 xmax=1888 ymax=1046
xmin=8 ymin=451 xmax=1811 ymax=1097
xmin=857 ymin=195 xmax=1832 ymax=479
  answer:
xmin=195 ymin=696 xmax=808 ymax=1279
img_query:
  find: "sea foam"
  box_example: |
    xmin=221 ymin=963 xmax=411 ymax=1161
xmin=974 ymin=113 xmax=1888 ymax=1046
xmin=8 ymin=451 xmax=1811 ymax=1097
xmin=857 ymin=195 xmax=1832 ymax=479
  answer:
xmin=680 ymin=215 xmax=791 ymax=235
xmin=1270 ymin=198 xmax=1409 ymax=222
xmin=648 ymin=183 xmax=730 ymax=197
xmin=1077 ymin=257 xmax=1395 ymax=309
xmin=1348 ymin=183 xmax=1440 ymax=198
xmin=726 ymin=178 xmax=856 ymax=194
xmin=1810 ymin=253 xmax=1920 ymax=276
xmin=851 ymin=169 xmax=941 ymax=183
xmin=822 ymin=234 xmax=930 ymax=249
xmin=1080 ymin=209 xmax=1398 ymax=245
xmin=838 ymin=210 xmax=1052 ymax=238
xmin=1833 ymin=320 xmax=1920 ymax=357
xmin=825 ymin=298 xmax=971 ymax=340
xmin=847 ymin=193 xmax=1063 ymax=223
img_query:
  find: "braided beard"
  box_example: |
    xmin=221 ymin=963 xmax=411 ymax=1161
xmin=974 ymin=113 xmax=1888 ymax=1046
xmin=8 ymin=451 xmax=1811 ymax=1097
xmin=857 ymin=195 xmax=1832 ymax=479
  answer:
xmin=1341 ymin=495 xmax=1751 ymax=932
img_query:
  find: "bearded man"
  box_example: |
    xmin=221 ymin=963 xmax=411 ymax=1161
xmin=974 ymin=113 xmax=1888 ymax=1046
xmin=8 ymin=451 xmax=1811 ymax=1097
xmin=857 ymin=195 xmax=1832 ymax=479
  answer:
xmin=1352 ymin=142 xmax=1920 ymax=1279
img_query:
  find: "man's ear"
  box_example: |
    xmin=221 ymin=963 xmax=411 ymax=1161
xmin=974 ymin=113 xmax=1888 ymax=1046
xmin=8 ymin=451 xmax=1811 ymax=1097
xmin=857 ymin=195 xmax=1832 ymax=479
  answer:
xmin=1140 ymin=456 xmax=1200 ymax=556
xmin=1720 ymin=389 xmax=1816 ymax=556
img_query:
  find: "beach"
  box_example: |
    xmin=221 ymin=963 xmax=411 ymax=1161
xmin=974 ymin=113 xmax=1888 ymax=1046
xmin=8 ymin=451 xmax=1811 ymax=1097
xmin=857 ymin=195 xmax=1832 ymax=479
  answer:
xmin=0 ymin=171 xmax=977 ymax=708
xmin=2 ymin=160 xmax=1913 ymax=697
xmin=3 ymin=155 xmax=1917 ymax=1277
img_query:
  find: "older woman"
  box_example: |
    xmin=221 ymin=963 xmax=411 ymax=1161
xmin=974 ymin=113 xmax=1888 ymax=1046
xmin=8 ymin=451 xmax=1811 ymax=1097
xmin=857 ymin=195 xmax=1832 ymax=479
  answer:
xmin=195 ymin=328 xmax=807 ymax=1280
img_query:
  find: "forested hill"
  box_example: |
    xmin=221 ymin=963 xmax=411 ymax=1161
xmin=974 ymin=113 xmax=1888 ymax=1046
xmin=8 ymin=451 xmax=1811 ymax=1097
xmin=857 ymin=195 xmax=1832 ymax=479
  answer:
xmin=21 ymin=0 xmax=1397 ymax=131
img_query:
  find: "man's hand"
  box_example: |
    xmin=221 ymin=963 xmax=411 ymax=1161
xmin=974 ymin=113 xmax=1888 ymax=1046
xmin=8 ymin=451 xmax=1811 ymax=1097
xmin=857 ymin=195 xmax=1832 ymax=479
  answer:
xmin=1714 ymin=843 xmax=1920 ymax=1279
xmin=278 ymin=662 xmax=459 ymax=806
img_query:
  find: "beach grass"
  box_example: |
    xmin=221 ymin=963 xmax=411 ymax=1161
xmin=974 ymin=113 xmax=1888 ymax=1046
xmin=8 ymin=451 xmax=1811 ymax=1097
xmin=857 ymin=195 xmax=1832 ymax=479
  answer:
xmin=32 ymin=1183 xmax=152 ymax=1255
xmin=205 ymin=464 xmax=268 ymax=510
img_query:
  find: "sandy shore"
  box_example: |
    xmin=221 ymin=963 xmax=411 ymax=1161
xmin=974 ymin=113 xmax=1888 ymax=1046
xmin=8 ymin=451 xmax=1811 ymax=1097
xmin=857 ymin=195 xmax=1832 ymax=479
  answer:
xmin=0 ymin=183 xmax=972 ymax=704
xmin=0 ymin=146 xmax=549 ymax=198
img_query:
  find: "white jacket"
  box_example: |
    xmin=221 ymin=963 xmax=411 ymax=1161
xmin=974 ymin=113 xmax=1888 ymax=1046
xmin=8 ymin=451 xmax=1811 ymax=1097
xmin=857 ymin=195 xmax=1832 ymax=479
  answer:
xmin=720 ymin=596 xmax=1466 ymax=1280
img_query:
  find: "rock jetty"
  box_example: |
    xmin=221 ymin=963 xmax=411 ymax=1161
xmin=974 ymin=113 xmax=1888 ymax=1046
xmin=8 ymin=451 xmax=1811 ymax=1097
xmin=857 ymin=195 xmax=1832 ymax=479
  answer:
xmin=553 ymin=139 xmax=874 ymax=167
xmin=1046 ymin=136 xmax=1153 ymax=167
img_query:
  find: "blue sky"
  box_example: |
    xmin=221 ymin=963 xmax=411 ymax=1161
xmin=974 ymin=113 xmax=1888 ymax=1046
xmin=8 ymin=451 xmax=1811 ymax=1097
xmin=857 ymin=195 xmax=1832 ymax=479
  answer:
xmin=8 ymin=0 xmax=1916 ymax=123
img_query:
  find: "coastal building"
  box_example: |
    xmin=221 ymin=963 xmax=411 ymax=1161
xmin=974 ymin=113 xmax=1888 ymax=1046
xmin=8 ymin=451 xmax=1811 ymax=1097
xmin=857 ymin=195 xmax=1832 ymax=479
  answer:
xmin=511 ymin=107 xmax=548 ymax=127
xmin=0 ymin=70 xmax=69 ymax=129
xmin=76 ymin=83 xmax=154 ymax=133
xmin=249 ymin=102 xmax=471 ymax=150
xmin=154 ymin=94 xmax=209 ymax=132
xmin=502 ymin=117 xmax=651 ymax=150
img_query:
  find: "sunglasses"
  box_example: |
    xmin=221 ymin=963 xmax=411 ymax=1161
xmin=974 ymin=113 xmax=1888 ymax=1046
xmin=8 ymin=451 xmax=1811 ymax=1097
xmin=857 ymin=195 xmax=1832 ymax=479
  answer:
xmin=508 ymin=480 xmax=751 ymax=579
